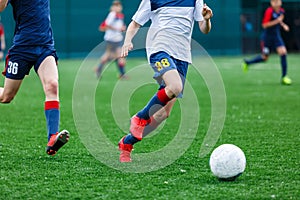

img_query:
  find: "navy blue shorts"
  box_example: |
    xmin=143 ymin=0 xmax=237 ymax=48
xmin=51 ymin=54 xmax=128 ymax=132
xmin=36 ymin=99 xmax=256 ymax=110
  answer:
xmin=261 ymin=35 xmax=285 ymax=55
xmin=2 ymin=46 xmax=58 ymax=80
xmin=149 ymin=51 xmax=188 ymax=97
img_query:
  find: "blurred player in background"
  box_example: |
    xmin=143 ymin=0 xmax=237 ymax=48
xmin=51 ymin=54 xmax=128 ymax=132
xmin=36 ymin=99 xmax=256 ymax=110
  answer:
xmin=242 ymin=0 xmax=292 ymax=85
xmin=0 ymin=0 xmax=69 ymax=156
xmin=118 ymin=0 xmax=213 ymax=162
xmin=0 ymin=16 xmax=5 ymax=60
xmin=96 ymin=0 xmax=127 ymax=79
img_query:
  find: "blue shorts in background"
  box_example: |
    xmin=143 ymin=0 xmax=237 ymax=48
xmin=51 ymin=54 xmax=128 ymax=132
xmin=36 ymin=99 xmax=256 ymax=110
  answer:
xmin=105 ymin=41 xmax=123 ymax=52
xmin=261 ymin=33 xmax=285 ymax=55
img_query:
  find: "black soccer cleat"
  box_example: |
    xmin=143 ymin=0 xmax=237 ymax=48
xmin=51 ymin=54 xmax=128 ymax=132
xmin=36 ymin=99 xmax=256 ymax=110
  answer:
xmin=46 ymin=130 xmax=70 ymax=156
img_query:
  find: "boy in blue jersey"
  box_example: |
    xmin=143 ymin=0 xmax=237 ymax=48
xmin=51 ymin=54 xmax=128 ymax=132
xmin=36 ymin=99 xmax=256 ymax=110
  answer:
xmin=118 ymin=0 xmax=213 ymax=162
xmin=242 ymin=0 xmax=292 ymax=85
xmin=0 ymin=0 xmax=69 ymax=156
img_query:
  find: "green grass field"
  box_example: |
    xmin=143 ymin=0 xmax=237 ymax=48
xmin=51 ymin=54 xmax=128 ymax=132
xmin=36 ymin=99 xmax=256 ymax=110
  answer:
xmin=0 ymin=54 xmax=299 ymax=199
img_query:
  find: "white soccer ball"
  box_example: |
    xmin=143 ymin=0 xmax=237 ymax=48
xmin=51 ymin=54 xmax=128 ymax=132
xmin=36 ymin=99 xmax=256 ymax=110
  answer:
xmin=209 ymin=144 xmax=246 ymax=181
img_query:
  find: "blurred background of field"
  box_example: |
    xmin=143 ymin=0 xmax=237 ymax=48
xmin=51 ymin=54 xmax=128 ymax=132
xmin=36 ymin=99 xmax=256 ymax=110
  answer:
xmin=1 ymin=0 xmax=299 ymax=58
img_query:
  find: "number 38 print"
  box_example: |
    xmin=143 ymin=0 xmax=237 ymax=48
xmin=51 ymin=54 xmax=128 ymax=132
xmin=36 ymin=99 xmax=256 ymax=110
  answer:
xmin=155 ymin=58 xmax=170 ymax=71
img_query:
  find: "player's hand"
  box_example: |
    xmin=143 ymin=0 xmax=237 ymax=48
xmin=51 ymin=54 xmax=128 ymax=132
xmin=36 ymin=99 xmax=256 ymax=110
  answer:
xmin=121 ymin=42 xmax=133 ymax=58
xmin=277 ymin=14 xmax=284 ymax=23
xmin=121 ymin=25 xmax=126 ymax=32
xmin=202 ymin=3 xmax=213 ymax=20
xmin=281 ymin=23 xmax=290 ymax=32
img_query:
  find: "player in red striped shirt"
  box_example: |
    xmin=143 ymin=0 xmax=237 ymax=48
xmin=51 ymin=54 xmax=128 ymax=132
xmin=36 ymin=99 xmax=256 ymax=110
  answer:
xmin=96 ymin=0 xmax=127 ymax=79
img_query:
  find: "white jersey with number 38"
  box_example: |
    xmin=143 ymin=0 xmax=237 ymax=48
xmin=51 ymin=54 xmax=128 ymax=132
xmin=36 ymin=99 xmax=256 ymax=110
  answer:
xmin=132 ymin=0 xmax=204 ymax=63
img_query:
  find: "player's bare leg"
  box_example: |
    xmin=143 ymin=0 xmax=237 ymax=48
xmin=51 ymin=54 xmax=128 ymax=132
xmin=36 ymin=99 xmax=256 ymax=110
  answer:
xmin=115 ymin=47 xmax=127 ymax=79
xmin=143 ymin=98 xmax=177 ymax=137
xmin=129 ymin=69 xmax=182 ymax=140
xmin=0 ymin=78 xmax=22 ymax=103
xmin=141 ymin=71 xmax=181 ymax=136
xmin=162 ymin=70 xmax=183 ymax=98
xmin=152 ymin=98 xmax=176 ymax=123
xmin=96 ymin=50 xmax=112 ymax=79
xmin=119 ymin=70 xmax=182 ymax=162
xmin=38 ymin=56 xmax=59 ymax=101
xmin=38 ymin=56 xmax=69 ymax=155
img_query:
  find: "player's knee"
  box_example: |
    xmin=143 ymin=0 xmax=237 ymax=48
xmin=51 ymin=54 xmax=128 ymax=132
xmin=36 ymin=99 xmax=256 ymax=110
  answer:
xmin=167 ymin=83 xmax=183 ymax=97
xmin=277 ymin=47 xmax=287 ymax=56
xmin=262 ymin=55 xmax=269 ymax=61
xmin=279 ymin=51 xmax=287 ymax=56
xmin=44 ymin=79 xmax=58 ymax=96
xmin=174 ymin=87 xmax=183 ymax=97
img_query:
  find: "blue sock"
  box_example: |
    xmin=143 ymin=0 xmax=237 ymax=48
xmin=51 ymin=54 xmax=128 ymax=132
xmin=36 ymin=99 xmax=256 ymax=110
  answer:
xmin=137 ymin=88 xmax=171 ymax=120
xmin=280 ymin=55 xmax=287 ymax=77
xmin=245 ymin=55 xmax=264 ymax=65
xmin=123 ymin=134 xmax=139 ymax=145
xmin=45 ymin=101 xmax=60 ymax=141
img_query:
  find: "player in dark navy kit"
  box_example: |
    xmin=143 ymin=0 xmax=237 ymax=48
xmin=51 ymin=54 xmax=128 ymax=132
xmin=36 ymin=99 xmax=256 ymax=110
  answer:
xmin=0 ymin=0 xmax=69 ymax=156
xmin=242 ymin=0 xmax=292 ymax=85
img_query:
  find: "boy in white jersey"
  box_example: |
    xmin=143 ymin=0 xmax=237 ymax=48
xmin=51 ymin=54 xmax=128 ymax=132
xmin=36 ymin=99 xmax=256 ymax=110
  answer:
xmin=118 ymin=0 xmax=213 ymax=162
xmin=96 ymin=0 xmax=127 ymax=79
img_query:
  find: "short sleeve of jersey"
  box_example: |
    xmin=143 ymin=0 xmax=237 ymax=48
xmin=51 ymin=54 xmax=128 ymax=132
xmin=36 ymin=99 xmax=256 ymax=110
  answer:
xmin=132 ymin=0 xmax=151 ymax=26
xmin=194 ymin=0 xmax=204 ymax=22
xmin=262 ymin=7 xmax=273 ymax=24
xmin=106 ymin=11 xmax=116 ymax=26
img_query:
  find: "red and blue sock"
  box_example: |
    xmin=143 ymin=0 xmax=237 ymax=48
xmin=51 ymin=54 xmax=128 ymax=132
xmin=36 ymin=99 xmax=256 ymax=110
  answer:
xmin=123 ymin=133 xmax=140 ymax=145
xmin=137 ymin=88 xmax=172 ymax=120
xmin=45 ymin=101 xmax=60 ymax=141
xmin=117 ymin=61 xmax=125 ymax=76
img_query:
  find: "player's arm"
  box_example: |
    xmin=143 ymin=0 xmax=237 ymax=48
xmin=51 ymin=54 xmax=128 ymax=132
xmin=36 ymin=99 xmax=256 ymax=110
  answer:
xmin=106 ymin=24 xmax=126 ymax=32
xmin=262 ymin=14 xmax=284 ymax=29
xmin=121 ymin=0 xmax=150 ymax=57
xmin=1 ymin=31 xmax=5 ymax=51
xmin=198 ymin=4 xmax=213 ymax=34
xmin=262 ymin=8 xmax=284 ymax=29
xmin=280 ymin=21 xmax=290 ymax=32
xmin=121 ymin=20 xmax=141 ymax=58
xmin=0 ymin=0 xmax=9 ymax=12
